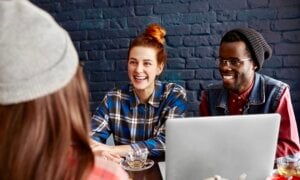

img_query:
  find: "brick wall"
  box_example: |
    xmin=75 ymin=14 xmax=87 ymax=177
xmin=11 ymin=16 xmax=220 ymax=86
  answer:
xmin=32 ymin=0 xmax=300 ymax=123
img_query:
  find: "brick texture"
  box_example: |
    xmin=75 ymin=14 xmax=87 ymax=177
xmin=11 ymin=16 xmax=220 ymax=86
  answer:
xmin=32 ymin=0 xmax=300 ymax=127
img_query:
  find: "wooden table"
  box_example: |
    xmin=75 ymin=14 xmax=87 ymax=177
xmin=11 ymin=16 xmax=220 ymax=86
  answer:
xmin=126 ymin=158 xmax=164 ymax=180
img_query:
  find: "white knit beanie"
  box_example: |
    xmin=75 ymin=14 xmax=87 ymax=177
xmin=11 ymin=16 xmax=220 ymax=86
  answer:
xmin=0 ymin=0 xmax=78 ymax=105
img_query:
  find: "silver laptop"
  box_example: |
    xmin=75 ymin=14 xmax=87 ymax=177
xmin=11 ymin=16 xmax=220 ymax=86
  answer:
xmin=165 ymin=113 xmax=281 ymax=180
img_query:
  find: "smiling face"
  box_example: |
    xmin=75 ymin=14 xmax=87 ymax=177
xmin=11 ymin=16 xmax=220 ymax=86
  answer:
xmin=128 ymin=46 xmax=164 ymax=101
xmin=219 ymin=41 xmax=257 ymax=94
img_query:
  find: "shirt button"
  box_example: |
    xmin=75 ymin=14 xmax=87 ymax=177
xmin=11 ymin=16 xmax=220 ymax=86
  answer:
xmin=238 ymin=97 xmax=241 ymax=100
xmin=232 ymin=99 xmax=236 ymax=103
xmin=239 ymin=108 xmax=243 ymax=112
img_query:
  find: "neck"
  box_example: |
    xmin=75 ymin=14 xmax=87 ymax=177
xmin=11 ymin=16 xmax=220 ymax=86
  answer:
xmin=134 ymin=86 xmax=155 ymax=104
xmin=233 ymin=76 xmax=255 ymax=95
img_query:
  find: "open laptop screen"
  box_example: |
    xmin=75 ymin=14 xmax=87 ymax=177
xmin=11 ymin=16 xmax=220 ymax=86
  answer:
xmin=165 ymin=113 xmax=280 ymax=180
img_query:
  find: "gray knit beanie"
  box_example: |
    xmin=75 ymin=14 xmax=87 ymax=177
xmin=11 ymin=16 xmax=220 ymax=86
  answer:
xmin=0 ymin=0 xmax=78 ymax=105
xmin=231 ymin=28 xmax=272 ymax=71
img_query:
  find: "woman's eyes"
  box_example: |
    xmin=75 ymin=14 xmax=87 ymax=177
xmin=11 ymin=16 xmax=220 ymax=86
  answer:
xmin=129 ymin=61 xmax=152 ymax=66
xmin=128 ymin=61 xmax=152 ymax=66
xmin=129 ymin=61 xmax=137 ymax=65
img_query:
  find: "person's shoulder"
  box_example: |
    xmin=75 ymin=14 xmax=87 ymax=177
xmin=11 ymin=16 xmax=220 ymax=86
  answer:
xmin=105 ymin=84 xmax=131 ymax=97
xmin=161 ymin=81 xmax=186 ymax=94
xmin=259 ymin=73 xmax=289 ymax=88
xmin=87 ymin=157 xmax=129 ymax=180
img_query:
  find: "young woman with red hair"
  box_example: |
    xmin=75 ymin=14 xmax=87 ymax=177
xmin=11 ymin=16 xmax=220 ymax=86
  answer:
xmin=91 ymin=23 xmax=187 ymax=161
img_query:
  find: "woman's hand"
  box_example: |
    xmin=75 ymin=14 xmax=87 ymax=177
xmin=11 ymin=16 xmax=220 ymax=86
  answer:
xmin=98 ymin=150 xmax=123 ymax=163
xmin=90 ymin=139 xmax=134 ymax=163
xmin=90 ymin=139 xmax=123 ymax=163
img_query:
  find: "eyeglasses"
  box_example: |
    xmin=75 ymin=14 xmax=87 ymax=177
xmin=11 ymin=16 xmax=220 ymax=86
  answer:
xmin=216 ymin=57 xmax=251 ymax=67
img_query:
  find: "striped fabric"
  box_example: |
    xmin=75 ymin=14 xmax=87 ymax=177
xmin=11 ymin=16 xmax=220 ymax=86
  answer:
xmin=91 ymin=81 xmax=187 ymax=157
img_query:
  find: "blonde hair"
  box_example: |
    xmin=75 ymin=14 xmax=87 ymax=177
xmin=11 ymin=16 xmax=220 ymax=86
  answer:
xmin=128 ymin=23 xmax=167 ymax=65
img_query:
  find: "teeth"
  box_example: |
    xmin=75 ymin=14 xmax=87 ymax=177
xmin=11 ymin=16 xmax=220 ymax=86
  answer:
xmin=134 ymin=76 xmax=147 ymax=80
xmin=223 ymin=75 xmax=234 ymax=80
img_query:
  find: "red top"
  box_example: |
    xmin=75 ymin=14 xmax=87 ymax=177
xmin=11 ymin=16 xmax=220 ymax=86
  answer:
xmin=87 ymin=157 xmax=129 ymax=180
xmin=228 ymin=81 xmax=254 ymax=115
xmin=68 ymin=148 xmax=128 ymax=180
xmin=275 ymin=88 xmax=300 ymax=158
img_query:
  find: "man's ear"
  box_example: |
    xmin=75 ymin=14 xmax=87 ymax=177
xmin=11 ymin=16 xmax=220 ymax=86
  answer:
xmin=251 ymin=60 xmax=258 ymax=71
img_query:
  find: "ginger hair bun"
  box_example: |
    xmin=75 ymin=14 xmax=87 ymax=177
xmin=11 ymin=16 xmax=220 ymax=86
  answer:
xmin=144 ymin=23 xmax=166 ymax=45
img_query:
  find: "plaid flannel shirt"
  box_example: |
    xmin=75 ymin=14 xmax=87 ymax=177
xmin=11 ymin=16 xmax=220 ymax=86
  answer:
xmin=91 ymin=81 xmax=187 ymax=157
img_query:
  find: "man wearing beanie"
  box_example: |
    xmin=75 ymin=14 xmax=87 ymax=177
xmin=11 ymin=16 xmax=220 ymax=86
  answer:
xmin=200 ymin=28 xmax=300 ymax=160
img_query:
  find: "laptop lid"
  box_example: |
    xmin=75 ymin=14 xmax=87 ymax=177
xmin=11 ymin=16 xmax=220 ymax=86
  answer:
xmin=165 ymin=113 xmax=280 ymax=180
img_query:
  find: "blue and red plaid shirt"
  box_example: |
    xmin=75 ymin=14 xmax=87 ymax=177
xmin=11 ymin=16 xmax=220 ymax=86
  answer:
xmin=91 ymin=81 xmax=187 ymax=157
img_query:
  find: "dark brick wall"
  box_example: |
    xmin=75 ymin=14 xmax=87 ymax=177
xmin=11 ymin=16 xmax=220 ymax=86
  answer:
xmin=32 ymin=0 xmax=300 ymax=122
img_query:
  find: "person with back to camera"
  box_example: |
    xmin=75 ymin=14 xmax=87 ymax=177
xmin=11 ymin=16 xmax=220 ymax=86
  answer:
xmin=0 ymin=0 xmax=128 ymax=179
xmin=200 ymin=28 xmax=300 ymax=160
xmin=90 ymin=23 xmax=187 ymax=161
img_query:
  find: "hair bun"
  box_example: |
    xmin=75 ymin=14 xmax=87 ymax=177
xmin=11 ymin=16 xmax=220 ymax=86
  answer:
xmin=144 ymin=23 xmax=166 ymax=45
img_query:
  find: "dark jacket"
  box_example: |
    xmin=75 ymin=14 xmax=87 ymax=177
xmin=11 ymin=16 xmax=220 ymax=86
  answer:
xmin=204 ymin=73 xmax=288 ymax=115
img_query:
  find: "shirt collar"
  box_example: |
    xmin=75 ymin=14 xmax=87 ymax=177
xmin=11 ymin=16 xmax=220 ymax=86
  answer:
xmin=216 ymin=73 xmax=266 ymax=109
xmin=229 ymin=78 xmax=254 ymax=101
xmin=247 ymin=73 xmax=265 ymax=105
xmin=129 ymin=81 xmax=163 ymax=109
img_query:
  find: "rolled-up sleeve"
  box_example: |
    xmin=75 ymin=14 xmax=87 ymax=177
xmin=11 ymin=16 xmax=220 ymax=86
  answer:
xmin=91 ymin=96 xmax=111 ymax=143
